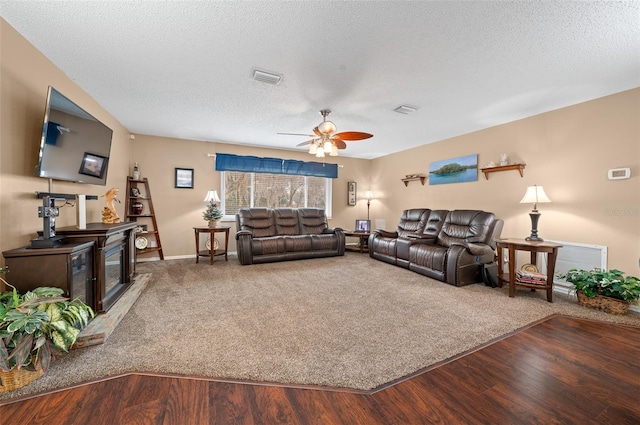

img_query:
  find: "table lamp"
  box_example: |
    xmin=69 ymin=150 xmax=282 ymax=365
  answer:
xmin=365 ymin=190 xmax=374 ymax=221
xmin=520 ymin=185 xmax=551 ymax=241
xmin=203 ymin=190 xmax=221 ymax=203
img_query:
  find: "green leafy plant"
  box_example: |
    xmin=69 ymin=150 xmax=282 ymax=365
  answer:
xmin=203 ymin=200 xmax=223 ymax=221
xmin=561 ymin=268 xmax=640 ymax=305
xmin=0 ymin=275 xmax=94 ymax=376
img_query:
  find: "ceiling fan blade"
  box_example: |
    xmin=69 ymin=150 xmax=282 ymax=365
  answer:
xmin=296 ymin=139 xmax=316 ymax=147
xmin=278 ymin=132 xmax=316 ymax=137
xmin=334 ymin=131 xmax=373 ymax=141
xmin=333 ymin=139 xmax=347 ymax=149
xmin=313 ymin=127 xmax=321 ymax=136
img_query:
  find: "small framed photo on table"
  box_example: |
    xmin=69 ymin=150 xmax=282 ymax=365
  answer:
xmin=175 ymin=167 xmax=194 ymax=189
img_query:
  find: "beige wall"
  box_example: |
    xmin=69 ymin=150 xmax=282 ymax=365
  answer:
xmin=371 ymin=89 xmax=640 ymax=273
xmin=0 ymin=19 xmax=131 ymax=264
xmin=2 ymin=17 xmax=638 ymax=276
xmin=130 ymin=136 xmax=371 ymax=256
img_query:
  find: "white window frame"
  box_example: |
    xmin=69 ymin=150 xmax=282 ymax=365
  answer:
xmin=220 ymin=171 xmax=332 ymax=220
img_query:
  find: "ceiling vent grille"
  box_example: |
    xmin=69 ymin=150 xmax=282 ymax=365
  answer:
xmin=252 ymin=69 xmax=282 ymax=85
xmin=394 ymin=105 xmax=419 ymax=114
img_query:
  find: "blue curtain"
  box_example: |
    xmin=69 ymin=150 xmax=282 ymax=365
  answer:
xmin=215 ymin=153 xmax=338 ymax=179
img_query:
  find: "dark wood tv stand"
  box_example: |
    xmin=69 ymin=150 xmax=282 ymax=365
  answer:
xmin=37 ymin=222 xmax=137 ymax=313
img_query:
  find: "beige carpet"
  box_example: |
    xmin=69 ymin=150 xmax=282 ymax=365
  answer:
xmin=2 ymin=253 xmax=639 ymax=401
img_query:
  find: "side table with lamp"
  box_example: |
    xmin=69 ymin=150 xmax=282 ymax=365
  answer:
xmin=496 ymin=185 xmax=562 ymax=302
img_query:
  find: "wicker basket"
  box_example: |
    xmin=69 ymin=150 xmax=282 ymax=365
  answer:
xmin=576 ymin=290 xmax=630 ymax=315
xmin=0 ymin=366 xmax=45 ymax=393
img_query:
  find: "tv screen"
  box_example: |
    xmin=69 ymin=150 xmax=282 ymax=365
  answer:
xmin=36 ymin=86 xmax=113 ymax=185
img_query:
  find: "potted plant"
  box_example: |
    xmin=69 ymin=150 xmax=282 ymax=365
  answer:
xmin=561 ymin=268 xmax=640 ymax=315
xmin=203 ymin=200 xmax=223 ymax=227
xmin=0 ymin=270 xmax=94 ymax=392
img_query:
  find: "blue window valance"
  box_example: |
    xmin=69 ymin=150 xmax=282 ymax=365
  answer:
xmin=215 ymin=153 xmax=338 ymax=179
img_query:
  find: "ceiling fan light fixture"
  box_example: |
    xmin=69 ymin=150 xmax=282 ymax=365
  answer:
xmin=315 ymin=148 xmax=325 ymax=158
xmin=394 ymin=105 xmax=419 ymax=115
xmin=251 ymin=68 xmax=283 ymax=85
xmin=308 ymin=141 xmax=317 ymax=154
xmin=318 ymin=120 xmax=336 ymax=135
xmin=323 ymin=140 xmax=333 ymax=153
xmin=330 ymin=144 xmax=339 ymax=156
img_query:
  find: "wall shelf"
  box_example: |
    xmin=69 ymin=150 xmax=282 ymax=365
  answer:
xmin=401 ymin=174 xmax=427 ymax=186
xmin=480 ymin=163 xmax=525 ymax=180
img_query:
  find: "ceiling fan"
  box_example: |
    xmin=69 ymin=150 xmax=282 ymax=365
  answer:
xmin=278 ymin=109 xmax=373 ymax=157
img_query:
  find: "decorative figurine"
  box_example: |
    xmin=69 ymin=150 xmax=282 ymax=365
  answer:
xmin=101 ymin=187 xmax=121 ymax=223
xmin=500 ymin=153 xmax=508 ymax=166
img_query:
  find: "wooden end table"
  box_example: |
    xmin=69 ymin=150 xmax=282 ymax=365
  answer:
xmin=495 ymin=238 xmax=563 ymax=303
xmin=344 ymin=231 xmax=371 ymax=254
xmin=194 ymin=226 xmax=230 ymax=265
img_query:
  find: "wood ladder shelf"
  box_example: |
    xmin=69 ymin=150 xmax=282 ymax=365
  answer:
xmin=480 ymin=163 xmax=525 ymax=180
xmin=125 ymin=177 xmax=164 ymax=261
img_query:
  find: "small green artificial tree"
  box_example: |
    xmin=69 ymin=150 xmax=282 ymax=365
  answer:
xmin=203 ymin=200 xmax=223 ymax=222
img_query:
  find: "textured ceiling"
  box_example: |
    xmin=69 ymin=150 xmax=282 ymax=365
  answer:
xmin=1 ymin=1 xmax=639 ymax=159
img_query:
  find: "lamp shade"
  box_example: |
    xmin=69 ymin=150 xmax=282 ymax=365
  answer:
xmin=520 ymin=185 xmax=551 ymax=209
xmin=364 ymin=190 xmax=374 ymax=200
xmin=203 ymin=190 xmax=221 ymax=203
xmin=330 ymin=143 xmax=339 ymax=156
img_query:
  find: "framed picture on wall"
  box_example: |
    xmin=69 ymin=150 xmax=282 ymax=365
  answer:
xmin=175 ymin=167 xmax=194 ymax=189
xmin=78 ymin=152 xmax=108 ymax=179
xmin=348 ymin=181 xmax=357 ymax=206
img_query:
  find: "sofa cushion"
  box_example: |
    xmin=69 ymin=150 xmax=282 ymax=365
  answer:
xmin=274 ymin=208 xmax=300 ymax=235
xmin=421 ymin=210 xmax=448 ymax=238
xmin=298 ymin=208 xmax=329 ymax=234
xmin=437 ymin=210 xmax=496 ymax=247
xmin=236 ymin=208 xmax=277 ymax=238
xmin=310 ymin=234 xmax=339 ymax=251
xmin=284 ymin=235 xmax=313 ymax=252
xmin=252 ymin=236 xmax=285 ymax=255
xmin=397 ymin=209 xmax=431 ymax=238
xmin=409 ymin=244 xmax=447 ymax=272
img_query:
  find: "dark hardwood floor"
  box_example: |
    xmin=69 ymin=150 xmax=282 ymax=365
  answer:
xmin=1 ymin=315 xmax=639 ymax=424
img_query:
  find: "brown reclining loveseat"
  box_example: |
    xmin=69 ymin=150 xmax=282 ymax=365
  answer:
xmin=369 ymin=209 xmax=503 ymax=286
xmin=235 ymin=208 xmax=345 ymax=265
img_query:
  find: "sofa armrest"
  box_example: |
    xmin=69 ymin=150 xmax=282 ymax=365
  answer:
xmin=322 ymin=227 xmax=343 ymax=234
xmin=406 ymin=235 xmax=437 ymax=244
xmin=235 ymin=230 xmax=253 ymax=240
xmin=372 ymin=229 xmax=398 ymax=238
xmin=235 ymin=231 xmax=254 ymax=265
xmin=466 ymin=243 xmax=495 ymax=257
xmin=449 ymin=241 xmax=495 ymax=257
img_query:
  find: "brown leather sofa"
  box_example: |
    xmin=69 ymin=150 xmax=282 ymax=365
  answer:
xmin=235 ymin=208 xmax=345 ymax=265
xmin=369 ymin=209 xmax=503 ymax=286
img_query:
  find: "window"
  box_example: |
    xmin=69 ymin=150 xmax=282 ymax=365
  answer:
xmin=221 ymin=171 xmax=332 ymax=217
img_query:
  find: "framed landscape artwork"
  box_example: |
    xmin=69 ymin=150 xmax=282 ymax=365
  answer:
xmin=175 ymin=167 xmax=194 ymax=189
xmin=429 ymin=154 xmax=478 ymax=185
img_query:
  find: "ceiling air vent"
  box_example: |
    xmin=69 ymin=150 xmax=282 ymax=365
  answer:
xmin=252 ymin=68 xmax=282 ymax=85
xmin=393 ymin=105 xmax=419 ymax=114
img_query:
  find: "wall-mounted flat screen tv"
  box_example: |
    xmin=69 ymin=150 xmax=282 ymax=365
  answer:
xmin=36 ymin=86 xmax=113 ymax=185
